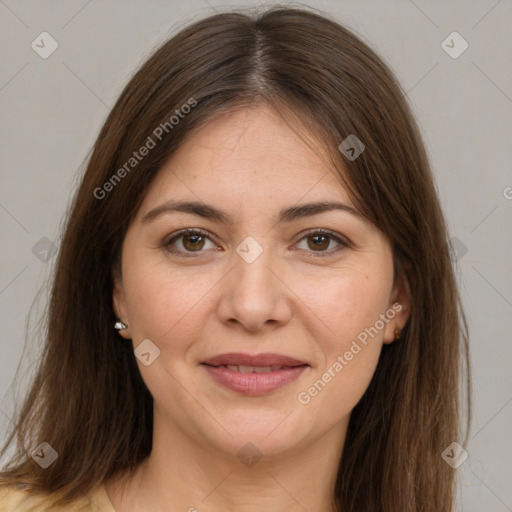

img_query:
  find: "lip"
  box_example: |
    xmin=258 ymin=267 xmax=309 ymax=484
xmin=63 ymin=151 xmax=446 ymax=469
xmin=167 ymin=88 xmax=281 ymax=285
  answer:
xmin=200 ymin=353 xmax=309 ymax=396
xmin=201 ymin=352 xmax=307 ymax=367
xmin=202 ymin=364 xmax=309 ymax=396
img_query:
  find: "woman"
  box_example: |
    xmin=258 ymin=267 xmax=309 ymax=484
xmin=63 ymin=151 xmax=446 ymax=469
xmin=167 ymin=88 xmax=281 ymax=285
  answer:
xmin=0 ymin=5 xmax=470 ymax=511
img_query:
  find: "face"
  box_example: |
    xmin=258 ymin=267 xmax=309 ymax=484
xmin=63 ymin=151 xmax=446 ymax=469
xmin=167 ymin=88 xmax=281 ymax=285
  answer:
xmin=112 ymin=105 xmax=410 ymax=461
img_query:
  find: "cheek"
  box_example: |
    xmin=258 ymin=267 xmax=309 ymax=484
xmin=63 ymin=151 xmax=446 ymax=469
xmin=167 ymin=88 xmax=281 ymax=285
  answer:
xmin=123 ymin=257 xmax=219 ymax=346
xmin=291 ymin=263 xmax=392 ymax=349
xmin=294 ymin=273 xmax=390 ymax=424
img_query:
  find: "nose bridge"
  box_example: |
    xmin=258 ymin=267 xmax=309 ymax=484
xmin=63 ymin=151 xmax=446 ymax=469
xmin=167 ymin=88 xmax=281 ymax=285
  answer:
xmin=217 ymin=235 xmax=291 ymax=330
xmin=232 ymin=235 xmax=276 ymax=301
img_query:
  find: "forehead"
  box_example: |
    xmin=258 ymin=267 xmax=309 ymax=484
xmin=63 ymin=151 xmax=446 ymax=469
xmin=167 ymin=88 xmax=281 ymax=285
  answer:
xmin=138 ymin=105 xmax=354 ymax=216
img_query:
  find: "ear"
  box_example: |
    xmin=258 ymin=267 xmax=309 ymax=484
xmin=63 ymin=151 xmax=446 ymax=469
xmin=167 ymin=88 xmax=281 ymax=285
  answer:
xmin=383 ymin=270 xmax=412 ymax=345
xmin=112 ymin=262 xmax=132 ymax=340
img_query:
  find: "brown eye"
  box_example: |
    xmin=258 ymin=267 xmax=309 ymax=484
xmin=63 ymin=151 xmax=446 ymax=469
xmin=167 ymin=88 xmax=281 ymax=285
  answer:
xmin=165 ymin=228 xmax=216 ymax=256
xmin=182 ymin=232 xmax=206 ymax=251
xmin=307 ymin=234 xmax=330 ymax=251
xmin=295 ymin=230 xmax=348 ymax=257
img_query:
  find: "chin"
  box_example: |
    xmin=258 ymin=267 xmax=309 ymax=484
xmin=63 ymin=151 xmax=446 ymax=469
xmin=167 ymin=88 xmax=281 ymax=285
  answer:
xmin=202 ymin=412 xmax=310 ymax=458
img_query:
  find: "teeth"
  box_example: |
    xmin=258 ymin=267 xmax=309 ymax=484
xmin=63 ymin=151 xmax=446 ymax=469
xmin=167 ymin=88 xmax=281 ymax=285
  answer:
xmin=254 ymin=366 xmax=271 ymax=373
xmin=221 ymin=365 xmax=283 ymax=373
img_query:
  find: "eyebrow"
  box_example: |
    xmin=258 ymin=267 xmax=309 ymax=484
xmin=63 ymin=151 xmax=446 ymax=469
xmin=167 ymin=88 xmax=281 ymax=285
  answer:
xmin=141 ymin=199 xmax=365 ymax=225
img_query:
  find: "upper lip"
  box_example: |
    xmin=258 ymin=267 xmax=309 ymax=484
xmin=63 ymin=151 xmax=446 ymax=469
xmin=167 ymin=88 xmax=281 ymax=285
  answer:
xmin=201 ymin=353 xmax=308 ymax=367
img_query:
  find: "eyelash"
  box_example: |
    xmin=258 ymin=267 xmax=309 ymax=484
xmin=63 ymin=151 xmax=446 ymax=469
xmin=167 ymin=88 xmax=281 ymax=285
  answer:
xmin=163 ymin=228 xmax=349 ymax=258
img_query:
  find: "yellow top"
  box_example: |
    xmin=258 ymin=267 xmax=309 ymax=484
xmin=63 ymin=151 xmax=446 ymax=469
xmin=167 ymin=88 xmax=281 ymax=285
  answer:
xmin=0 ymin=483 xmax=116 ymax=512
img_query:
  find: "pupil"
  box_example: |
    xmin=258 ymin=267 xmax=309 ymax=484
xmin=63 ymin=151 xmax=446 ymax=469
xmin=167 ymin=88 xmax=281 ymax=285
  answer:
xmin=309 ymin=235 xmax=328 ymax=251
xmin=184 ymin=234 xmax=204 ymax=251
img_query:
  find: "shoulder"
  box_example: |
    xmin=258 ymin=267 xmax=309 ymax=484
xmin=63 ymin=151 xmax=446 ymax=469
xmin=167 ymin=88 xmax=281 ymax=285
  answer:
xmin=0 ymin=483 xmax=114 ymax=512
xmin=0 ymin=484 xmax=47 ymax=512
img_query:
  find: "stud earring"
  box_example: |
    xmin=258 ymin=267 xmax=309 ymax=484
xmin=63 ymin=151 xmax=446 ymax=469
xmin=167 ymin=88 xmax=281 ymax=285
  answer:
xmin=394 ymin=328 xmax=401 ymax=340
xmin=114 ymin=321 xmax=128 ymax=330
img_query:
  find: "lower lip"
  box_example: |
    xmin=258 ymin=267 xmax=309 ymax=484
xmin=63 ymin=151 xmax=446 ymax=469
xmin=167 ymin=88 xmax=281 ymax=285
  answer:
xmin=201 ymin=364 xmax=308 ymax=396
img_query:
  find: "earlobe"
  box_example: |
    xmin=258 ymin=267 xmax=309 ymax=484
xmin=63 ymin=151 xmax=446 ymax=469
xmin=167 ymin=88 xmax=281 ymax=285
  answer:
xmin=112 ymin=266 xmax=131 ymax=339
xmin=383 ymin=273 xmax=412 ymax=344
xmin=383 ymin=301 xmax=410 ymax=345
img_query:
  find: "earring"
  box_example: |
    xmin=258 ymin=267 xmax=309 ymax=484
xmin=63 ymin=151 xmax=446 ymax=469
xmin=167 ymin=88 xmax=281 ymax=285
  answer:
xmin=394 ymin=328 xmax=401 ymax=340
xmin=114 ymin=321 xmax=128 ymax=330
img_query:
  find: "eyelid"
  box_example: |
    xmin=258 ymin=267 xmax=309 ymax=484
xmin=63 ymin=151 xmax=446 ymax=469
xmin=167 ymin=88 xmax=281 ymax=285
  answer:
xmin=292 ymin=228 xmax=349 ymax=257
xmin=164 ymin=228 xmax=216 ymax=257
xmin=164 ymin=227 xmax=349 ymax=257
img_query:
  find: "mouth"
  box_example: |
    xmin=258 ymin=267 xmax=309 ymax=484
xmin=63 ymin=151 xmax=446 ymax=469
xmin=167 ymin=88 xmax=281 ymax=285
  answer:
xmin=201 ymin=352 xmax=308 ymax=368
xmin=200 ymin=353 xmax=310 ymax=395
xmin=202 ymin=364 xmax=302 ymax=373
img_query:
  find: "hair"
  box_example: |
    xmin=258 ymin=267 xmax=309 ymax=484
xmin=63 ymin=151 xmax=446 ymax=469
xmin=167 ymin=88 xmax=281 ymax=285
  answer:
xmin=0 ymin=5 xmax=471 ymax=511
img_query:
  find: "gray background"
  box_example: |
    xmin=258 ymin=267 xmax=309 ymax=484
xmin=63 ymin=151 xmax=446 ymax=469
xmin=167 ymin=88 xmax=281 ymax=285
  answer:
xmin=1 ymin=1 xmax=511 ymax=510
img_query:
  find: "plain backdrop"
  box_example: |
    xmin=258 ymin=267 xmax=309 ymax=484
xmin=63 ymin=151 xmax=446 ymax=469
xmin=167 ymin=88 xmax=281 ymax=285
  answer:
xmin=0 ymin=1 xmax=511 ymax=510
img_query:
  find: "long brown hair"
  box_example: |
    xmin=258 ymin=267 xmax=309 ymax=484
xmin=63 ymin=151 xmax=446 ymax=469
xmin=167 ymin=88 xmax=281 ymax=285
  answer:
xmin=0 ymin=6 xmax=471 ymax=511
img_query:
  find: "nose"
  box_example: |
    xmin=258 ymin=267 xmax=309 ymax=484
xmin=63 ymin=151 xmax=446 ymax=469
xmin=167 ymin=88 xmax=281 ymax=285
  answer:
xmin=216 ymin=243 xmax=292 ymax=333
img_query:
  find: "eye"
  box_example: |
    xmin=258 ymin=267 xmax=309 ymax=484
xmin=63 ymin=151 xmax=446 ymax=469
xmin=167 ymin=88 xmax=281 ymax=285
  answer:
xmin=164 ymin=228 xmax=218 ymax=256
xmin=293 ymin=229 xmax=348 ymax=258
xmin=164 ymin=228 xmax=349 ymax=258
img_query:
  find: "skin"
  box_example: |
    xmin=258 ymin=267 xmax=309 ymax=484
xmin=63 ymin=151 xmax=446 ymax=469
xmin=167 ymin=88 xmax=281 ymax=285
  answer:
xmin=106 ymin=105 xmax=411 ymax=512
